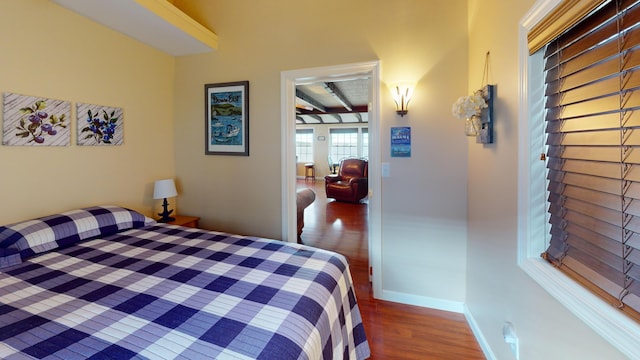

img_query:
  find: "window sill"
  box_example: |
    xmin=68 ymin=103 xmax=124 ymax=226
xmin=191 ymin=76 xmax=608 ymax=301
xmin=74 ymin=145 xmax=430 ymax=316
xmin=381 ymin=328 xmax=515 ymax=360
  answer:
xmin=519 ymin=257 xmax=640 ymax=357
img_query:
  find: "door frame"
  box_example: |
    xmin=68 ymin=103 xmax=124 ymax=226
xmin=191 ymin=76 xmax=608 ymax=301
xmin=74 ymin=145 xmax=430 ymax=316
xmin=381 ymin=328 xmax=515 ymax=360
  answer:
xmin=280 ymin=60 xmax=382 ymax=297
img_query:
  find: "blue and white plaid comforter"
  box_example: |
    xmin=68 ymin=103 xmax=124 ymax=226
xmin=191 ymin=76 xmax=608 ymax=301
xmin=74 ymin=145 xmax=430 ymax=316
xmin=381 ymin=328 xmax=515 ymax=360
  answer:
xmin=0 ymin=224 xmax=370 ymax=359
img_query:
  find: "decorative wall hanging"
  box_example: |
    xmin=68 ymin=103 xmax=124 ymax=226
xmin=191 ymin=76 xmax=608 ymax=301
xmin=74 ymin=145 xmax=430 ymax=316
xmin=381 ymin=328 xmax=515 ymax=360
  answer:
xmin=452 ymin=51 xmax=495 ymax=144
xmin=390 ymin=126 xmax=411 ymax=157
xmin=77 ymin=103 xmax=123 ymax=146
xmin=475 ymin=84 xmax=494 ymax=144
xmin=2 ymin=92 xmax=70 ymax=146
xmin=204 ymin=81 xmax=249 ymax=156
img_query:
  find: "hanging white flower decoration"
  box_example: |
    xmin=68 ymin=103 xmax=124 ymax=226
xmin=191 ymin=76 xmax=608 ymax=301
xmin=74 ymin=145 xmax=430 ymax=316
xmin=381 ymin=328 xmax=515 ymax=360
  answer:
xmin=452 ymin=90 xmax=488 ymax=120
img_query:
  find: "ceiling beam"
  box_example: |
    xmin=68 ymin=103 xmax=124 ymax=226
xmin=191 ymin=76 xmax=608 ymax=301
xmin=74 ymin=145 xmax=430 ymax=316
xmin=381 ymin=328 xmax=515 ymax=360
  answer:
xmin=295 ymin=89 xmax=326 ymax=112
xmin=323 ymin=82 xmax=353 ymax=111
xmin=297 ymin=105 xmax=368 ymax=115
xmin=307 ymin=114 xmax=323 ymax=123
xmin=330 ymin=114 xmax=343 ymax=123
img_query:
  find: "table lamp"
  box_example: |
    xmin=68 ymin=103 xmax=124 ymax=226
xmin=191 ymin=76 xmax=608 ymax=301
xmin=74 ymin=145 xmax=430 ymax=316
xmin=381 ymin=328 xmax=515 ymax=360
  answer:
xmin=153 ymin=179 xmax=178 ymax=222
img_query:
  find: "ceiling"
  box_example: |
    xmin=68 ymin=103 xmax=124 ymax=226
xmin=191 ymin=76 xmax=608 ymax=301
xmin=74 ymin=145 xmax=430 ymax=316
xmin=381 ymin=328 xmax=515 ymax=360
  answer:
xmin=51 ymin=0 xmax=218 ymax=56
xmin=296 ymin=77 xmax=370 ymax=125
xmin=51 ymin=1 xmax=368 ymax=123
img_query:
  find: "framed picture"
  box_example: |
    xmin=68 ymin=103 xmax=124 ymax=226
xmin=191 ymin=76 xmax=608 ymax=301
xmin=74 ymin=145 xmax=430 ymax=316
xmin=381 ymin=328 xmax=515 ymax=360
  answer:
xmin=390 ymin=126 xmax=411 ymax=157
xmin=2 ymin=92 xmax=71 ymax=146
xmin=204 ymin=81 xmax=249 ymax=156
xmin=77 ymin=102 xmax=123 ymax=146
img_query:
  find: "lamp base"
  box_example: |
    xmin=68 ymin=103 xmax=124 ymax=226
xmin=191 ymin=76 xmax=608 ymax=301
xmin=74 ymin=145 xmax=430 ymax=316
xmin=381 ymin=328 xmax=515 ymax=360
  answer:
xmin=157 ymin=197 xmax=175 ymax=223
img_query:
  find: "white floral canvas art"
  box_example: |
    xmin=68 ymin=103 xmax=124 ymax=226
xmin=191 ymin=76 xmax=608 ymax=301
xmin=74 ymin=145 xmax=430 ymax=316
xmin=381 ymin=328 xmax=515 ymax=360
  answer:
xmin=77 ymin=103 xmax=123 ymax=146
xmin=2 ymin=92 xmax=70 ymax=146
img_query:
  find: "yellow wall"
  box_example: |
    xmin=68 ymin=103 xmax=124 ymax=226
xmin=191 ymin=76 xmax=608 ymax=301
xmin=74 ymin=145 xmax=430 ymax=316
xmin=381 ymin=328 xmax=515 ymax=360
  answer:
xmin=0 ymin=0 xmax=176 ymax=224
xmin=173 ymin=0 xmax=471 ymax=304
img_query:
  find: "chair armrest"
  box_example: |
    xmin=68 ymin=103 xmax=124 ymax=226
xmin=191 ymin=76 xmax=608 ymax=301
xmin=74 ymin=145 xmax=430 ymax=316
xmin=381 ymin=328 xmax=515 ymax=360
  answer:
xmin=348 ymin=176 xmax=368 ymax=185
xmin=325 ymin=175 xmax=342 ymax=183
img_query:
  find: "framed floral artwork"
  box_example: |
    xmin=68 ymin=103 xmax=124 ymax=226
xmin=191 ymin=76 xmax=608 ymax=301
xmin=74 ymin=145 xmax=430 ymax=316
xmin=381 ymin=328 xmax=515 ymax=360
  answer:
xmin=2 ymin=92 xmax=70 ymax=146
xmin=204 ymin=81 xmax=249 ymax=156
xmin=77 ymin=103 xmax=123 ymax=146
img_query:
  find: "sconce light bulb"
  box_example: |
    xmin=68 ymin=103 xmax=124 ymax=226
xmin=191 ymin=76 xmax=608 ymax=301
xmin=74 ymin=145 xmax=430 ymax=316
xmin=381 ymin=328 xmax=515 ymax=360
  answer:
xmin=393 ymin=85 xmax=412 ymax=117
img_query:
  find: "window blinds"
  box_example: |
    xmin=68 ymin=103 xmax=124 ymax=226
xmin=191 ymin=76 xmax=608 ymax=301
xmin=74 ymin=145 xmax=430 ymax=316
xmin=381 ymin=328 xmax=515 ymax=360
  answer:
xmin=543 ymin=0 xmax=640 ymax=320
xmin=529 ymin=0 xmax=608 ymax=54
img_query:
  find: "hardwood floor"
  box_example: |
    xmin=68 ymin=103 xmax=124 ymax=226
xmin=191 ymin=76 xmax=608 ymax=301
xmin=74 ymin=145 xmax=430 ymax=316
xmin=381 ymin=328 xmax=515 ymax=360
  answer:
xmin=297 ymin=179 xmax=485 ymax=360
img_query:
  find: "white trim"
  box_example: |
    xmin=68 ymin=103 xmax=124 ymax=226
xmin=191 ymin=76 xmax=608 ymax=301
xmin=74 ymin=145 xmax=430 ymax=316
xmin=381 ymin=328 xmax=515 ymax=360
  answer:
xmin=381 ymin=289 xmax=465 ymax=314
xmin=464 ymin=305 xmax=497 ymax=360
xmin=280 ymin=61 xmax=383 ymax=297
xmin=518 ymin=1 xmax=640 ymax=358
xmin=280 ymin=72 xmax=298 ymax=243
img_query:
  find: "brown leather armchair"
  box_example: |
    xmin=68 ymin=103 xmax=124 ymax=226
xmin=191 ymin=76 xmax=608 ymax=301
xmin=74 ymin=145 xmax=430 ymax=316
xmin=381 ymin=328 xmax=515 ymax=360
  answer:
xmin=325 ymin=158 xmax=368 ymax=203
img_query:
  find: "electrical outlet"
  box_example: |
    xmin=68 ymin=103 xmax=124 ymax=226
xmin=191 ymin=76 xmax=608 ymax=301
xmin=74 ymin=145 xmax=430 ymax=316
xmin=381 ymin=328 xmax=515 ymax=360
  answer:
xmin=503 ymin=321 xmax=519 ymax=360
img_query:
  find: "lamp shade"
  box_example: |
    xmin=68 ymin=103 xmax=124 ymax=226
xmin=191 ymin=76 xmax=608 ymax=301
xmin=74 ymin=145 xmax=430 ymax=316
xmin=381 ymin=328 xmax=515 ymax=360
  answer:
xmin=153 ymin=179 xmax=177 ymax=199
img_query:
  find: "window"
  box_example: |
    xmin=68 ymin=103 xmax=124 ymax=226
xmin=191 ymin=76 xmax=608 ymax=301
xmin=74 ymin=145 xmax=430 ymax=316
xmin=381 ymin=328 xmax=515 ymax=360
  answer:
xmin=330 ymin=128 xmax=358 ymax=160
xmin=542 ymin=0 xmax=640 ymax=321
xmin=362 ymin=128 xmax=369 ymax=159
xmin=296 ymin=128 xmax=313 ymax=163
xmin=330 ymin=127 xmax=368 ymax=161
xmin=520 ymin=0 xmax=640 ymax=356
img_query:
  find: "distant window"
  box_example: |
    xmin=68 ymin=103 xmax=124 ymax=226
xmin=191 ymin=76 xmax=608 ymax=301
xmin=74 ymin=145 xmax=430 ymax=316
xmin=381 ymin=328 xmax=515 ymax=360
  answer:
xmin=362 ymin=128 xmax=369 ymax=159
xmin=330 ymin=127 xmax=368 ymax=161
xmin=295 ymin=129 xmax=313 ymax=163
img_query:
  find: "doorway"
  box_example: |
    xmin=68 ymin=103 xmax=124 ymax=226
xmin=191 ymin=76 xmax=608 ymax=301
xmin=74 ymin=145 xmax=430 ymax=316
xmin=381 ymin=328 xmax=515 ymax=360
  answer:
xmin=280 ymin=61 xmax=382 ymax=296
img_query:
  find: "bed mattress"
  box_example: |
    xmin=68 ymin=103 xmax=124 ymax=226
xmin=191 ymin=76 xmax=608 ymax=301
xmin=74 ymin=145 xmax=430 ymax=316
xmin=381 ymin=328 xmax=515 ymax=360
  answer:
xmin=0 ymin=222 xmax=370 ymax=359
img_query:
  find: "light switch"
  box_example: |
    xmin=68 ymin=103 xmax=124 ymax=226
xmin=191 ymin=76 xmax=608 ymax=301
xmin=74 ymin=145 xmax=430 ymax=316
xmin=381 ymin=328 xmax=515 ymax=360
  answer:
xmin=381 ymin=163 xmax=390 ymax=177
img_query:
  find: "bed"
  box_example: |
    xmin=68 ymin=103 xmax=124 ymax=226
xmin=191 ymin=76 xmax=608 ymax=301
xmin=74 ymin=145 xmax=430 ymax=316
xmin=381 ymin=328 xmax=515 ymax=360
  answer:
xmin=0 ymin=206 xmax=370 ymax=359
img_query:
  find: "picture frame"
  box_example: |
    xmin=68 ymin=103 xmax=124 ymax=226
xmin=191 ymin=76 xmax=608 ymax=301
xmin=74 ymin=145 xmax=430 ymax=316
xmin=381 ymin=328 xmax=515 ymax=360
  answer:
xmin=77 ymin=102 xmax=124 ymax=146
xmin=390 ymin=126 xmax=411 ymax=157
xmin=2 ymin=92 xmax=71 ymax=146
xmin=204 ymin=81 xmax=249 ymax=156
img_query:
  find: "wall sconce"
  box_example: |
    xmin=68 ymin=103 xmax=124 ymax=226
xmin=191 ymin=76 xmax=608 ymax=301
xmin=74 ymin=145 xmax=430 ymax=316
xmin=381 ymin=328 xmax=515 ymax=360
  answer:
xmin=153 ymin=178 xmax=178 ymax=223
xmin=392 ymin=84 xmax=413 ymax=117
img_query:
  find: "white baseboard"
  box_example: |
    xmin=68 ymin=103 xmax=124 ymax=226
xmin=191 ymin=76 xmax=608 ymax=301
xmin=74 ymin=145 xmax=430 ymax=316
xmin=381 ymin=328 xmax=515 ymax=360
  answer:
xmin=464 ymin=304 xmax=496 ymax=360
xmin=379 ymin=289 xmax=465 ymax=313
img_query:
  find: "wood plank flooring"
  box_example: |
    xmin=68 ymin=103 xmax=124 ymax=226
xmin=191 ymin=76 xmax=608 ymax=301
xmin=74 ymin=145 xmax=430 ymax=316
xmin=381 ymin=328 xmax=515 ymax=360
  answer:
xmin=297 ymin=179 xmax=485 ymax=359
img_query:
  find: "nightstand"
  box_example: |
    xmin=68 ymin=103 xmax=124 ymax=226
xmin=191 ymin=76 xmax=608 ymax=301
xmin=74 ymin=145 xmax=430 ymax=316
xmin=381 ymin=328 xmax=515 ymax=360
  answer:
xmin=167 ymin=215 xmax=200 ymax=228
